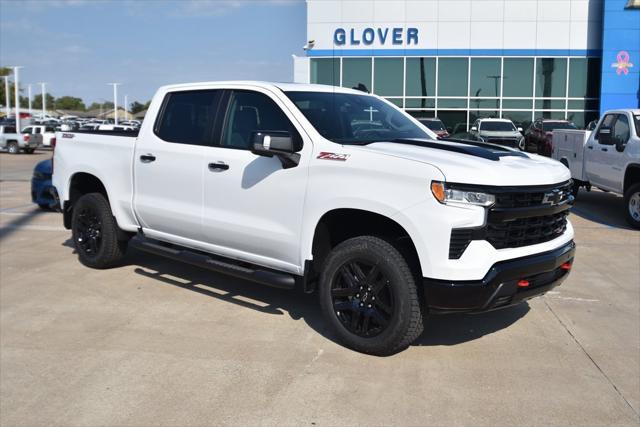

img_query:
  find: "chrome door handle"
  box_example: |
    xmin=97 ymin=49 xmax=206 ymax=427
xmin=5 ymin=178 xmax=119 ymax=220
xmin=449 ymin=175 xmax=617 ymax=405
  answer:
xmin=140 ymin=154 xmax=156 ymax=163
xmin=208 ymin=162 xmax=229 ymax=172
xmin=587 ymin=146 xmax=593 ymax=150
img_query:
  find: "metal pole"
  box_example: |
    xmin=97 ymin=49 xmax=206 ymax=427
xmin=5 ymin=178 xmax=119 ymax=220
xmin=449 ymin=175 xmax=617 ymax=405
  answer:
xmin=124 ymin=94 xmax=128 ymax=121
xmin=108 ymin=83 xmax=119 ymax=125
xmin=38 ymin=82 xmax=47 ymax=118
xmin=3 ymin=76 xmax=9 ymax=117
xmin=13 ymin=66 xmax=22 ymax=131
xmin=27 ymin=84 xmax=32 ymax=116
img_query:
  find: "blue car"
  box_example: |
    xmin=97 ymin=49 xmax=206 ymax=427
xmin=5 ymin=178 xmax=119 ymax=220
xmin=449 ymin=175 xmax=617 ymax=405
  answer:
xmin=32 ymin=159 xmax=57 ymax=210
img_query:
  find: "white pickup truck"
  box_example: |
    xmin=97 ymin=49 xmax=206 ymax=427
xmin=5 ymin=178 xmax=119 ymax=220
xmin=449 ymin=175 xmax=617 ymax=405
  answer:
xmin=552 ymin=109 xmax=640 ymax=228
xmin=0 ymin=125 xmax=41 ymax=154
xmin=53 ymin=81 xmax=576 ymax=355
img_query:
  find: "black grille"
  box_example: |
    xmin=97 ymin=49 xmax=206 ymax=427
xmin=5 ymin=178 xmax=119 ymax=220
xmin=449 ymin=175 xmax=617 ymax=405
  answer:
xmin=448 ymin=181 xmax=571 ymax=259
xmin=486 ymin=211 xmax=568 ymax=249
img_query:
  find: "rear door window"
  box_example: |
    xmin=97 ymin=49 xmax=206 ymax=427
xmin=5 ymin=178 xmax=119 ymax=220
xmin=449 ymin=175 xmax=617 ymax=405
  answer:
xmin=155 ymin=90 xmax=222 ymax=146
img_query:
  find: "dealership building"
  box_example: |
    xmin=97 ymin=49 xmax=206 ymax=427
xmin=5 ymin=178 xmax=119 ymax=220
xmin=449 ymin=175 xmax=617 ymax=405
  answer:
xmin=293 ymin=0 xmax=640 ymax=132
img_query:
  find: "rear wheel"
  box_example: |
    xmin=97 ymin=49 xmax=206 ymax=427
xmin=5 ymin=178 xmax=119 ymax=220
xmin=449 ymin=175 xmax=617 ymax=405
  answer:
xmin=71 ymin=193 xmax=128 ymax=268
xmin=7 ymin=142 xmax=19 ymax=154
xmin=318 ymin=236 xmax=424 ymax=355
xmin=624 ymin=183 xmax=640 ymax=229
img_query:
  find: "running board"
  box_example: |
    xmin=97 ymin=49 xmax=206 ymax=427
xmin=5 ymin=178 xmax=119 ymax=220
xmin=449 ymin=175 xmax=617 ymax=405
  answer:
xmin=130 ymin=237 xmax=296 ymax=290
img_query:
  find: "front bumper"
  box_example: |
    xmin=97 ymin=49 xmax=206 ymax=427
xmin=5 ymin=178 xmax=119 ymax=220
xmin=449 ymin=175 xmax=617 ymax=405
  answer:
xmin=424 ymin=240 xmax=575 ymax=313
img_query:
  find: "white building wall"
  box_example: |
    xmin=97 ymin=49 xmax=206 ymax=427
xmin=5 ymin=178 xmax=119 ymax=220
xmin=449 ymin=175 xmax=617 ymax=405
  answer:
xmin=306 ymin=0 xmax=603 ymax=54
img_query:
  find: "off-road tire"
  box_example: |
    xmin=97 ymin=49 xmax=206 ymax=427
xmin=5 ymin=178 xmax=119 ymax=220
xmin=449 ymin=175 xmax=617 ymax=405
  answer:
xmin=72 ymin=192 xmax=128 ymax=268
xmin=318 ymin=236 xmax=424 ymax=356
xmin=624 ymin=183 xmax=640 ymax=229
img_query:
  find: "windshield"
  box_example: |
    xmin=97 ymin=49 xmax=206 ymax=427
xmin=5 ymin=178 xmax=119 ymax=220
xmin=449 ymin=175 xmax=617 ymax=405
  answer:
xmin=285 ymin=91 xmax=432 ymax=144
xmin=479 ymin=121 xmax=516 ymax=132
xmin=419 ymin=119 xmax=445 ymax=131
xmin=542 ymin=121 xmax=577 ymax=131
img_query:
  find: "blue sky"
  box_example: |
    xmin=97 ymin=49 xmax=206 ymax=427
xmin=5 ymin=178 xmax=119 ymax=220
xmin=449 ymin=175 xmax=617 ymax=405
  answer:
xmin=0 ymin=0 xmax=306 ymax=105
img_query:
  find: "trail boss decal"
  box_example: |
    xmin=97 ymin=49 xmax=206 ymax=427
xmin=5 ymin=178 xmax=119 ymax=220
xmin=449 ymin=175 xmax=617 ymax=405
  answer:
xmin=317 ymin=152 xmax=350 ymax=161
xmin=61 ymin=133 xmax=75 ymax=139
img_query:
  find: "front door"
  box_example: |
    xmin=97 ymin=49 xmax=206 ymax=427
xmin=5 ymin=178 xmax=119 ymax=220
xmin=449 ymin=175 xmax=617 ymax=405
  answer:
xmin=585 ymin=113 xmax=627 ymax=192
xmin=201 ymin=88 xmax=310 ymax=273
xmin=133 ymin=89 xmax=222 ymax=242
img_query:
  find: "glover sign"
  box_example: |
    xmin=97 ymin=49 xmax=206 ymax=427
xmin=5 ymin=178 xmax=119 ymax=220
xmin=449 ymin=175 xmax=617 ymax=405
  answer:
xmin=334 ymin=27 xmax=419 ymax=47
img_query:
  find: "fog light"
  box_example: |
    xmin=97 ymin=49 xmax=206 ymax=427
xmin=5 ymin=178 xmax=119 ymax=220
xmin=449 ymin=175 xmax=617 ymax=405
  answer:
xmin=517 ymin=280 xmax=530 ymax=288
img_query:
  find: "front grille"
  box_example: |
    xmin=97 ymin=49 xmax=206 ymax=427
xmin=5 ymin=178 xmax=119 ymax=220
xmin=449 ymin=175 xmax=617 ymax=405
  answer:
xmin=486 ymin=137 xmax=518 ymax=146
xmin=486 ymin=211 xmax=568 ymax=249
xmin=448 ymin=181 xmax=571 ymax=259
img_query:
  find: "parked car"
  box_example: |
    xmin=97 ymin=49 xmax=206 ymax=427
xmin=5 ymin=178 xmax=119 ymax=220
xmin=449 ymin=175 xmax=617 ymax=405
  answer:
xmin=524 ymin=119 xmax=577 ymax=156
xmin=31 ymin=159 xmax=57 ymax=210
xmin=469 ymin=118 xmax=525 ymax=149
xmin=552 ymin=109 xmax=640 ymax=228
xmin=0 ymin=125 xmax=41 ymax=154
xmin=417 ymin=117 xmax=449 ymax=137
xmin=97 ymin=124 xmax=137 ymax=132
xmin=22 ymin=125 xmax=56 ymax=147
xmin=53 ymin=81 xmax=575 ymax=355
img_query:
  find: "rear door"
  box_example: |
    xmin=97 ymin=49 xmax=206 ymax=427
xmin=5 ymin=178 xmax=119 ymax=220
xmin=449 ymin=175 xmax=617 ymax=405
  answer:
xmin=200 ymin=88 xmax=310 ymax=273
xmin=133 ymin=89 xmax=223 ymax=242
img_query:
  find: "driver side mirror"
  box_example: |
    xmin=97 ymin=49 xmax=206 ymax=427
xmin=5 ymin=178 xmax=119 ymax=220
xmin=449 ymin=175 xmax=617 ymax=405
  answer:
xmin=517 ymin=127 xmax=523 ymax=133
xmin=251 ymin=131 xmax=301 ymax=169
xmin=598 ymin=127 xmax=612 ymax=145
xmin=470 ymin=126 xmax=478 ymax=132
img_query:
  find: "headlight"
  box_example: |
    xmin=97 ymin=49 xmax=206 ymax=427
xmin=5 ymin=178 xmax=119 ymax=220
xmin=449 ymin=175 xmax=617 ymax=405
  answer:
xmin=431 ymin=181 xmax=496 ymax=207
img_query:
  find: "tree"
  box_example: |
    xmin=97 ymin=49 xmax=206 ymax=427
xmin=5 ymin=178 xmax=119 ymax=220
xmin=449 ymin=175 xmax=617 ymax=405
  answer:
xmin=87 ymin=101 xmax=114 ymax=111
xmin=32 ymin=93 xmax=56 ymax=110
xmin=129 ymin=101 xmax=146 ymax=114
xmin=0 ymin=67 xmax=23 ymax=111
xmin=54 ymin=96 xmax=86 ymax=111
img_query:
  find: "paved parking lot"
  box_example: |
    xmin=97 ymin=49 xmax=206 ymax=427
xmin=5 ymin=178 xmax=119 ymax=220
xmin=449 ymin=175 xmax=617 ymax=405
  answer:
xmin=1 ymin=152 xmax=639 ymax=426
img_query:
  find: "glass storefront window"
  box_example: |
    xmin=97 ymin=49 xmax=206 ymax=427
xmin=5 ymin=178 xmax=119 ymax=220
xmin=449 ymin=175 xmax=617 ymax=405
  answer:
xmin=567 ymin=111 xmax=599 ymax=129
xmin=567 ymin=99 xmax=600 ymax=110
xmin=405 ymin=98 xmax=435 ymax=108
xmin=470 ymin=58 xmax=501 ymax=97
xmin=568 ymin=58 xmax=601 ymax=98
xmin=342 ymin=58 xmax=372 ymax=92
xmin=408 ymin=110 xmax=436 ymax=119
xmin=502 ymin=111 xmax=532 ymax=131
xmin=310 ymin=58 xmax=340 ymax=86
xmin=406 ymin=58 xmax=436 ymax=97
xmin=374 ymin=58 xmax=403 ymax=96
xmin=535 ymin=99 xmax=566 ymax=110
xmin=438 ymin=58 xmax=468 ymax=97
xmin=438 ymin=98 xmax=467 ymax=108
xmin=535 ymin=111 xmax=566 ymax=120
xmin=384 ymin=97 xmax=403 ymax=107
xmin=469 ymin=98 xmax=500 ymax=109
xmin=502 ymin=99 xmax=533 ymax=109
xmin=535 ymin=58 xmax=567 ymax=98
xmin=503 ymin=58 xmax=534 ymax=97
xmin=438 ymin=110 xmax=468 ymax=134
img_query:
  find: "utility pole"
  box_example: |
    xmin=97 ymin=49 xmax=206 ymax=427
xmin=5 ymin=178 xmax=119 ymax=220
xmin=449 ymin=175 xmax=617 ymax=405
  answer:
xmin=12 ymin=66 xmax=22 ymax=130
xmin=38 ymin=82 xmax=47 ymax=118
xmin=27 ymin=84 xmax=32 ymax=116
xmin=124 ymin=94 xmax=128 ymax=121
xmin=3 ymin=76 xmax=9 ymax=117
xmin=108 ymin=83 xmax=120 ymax=124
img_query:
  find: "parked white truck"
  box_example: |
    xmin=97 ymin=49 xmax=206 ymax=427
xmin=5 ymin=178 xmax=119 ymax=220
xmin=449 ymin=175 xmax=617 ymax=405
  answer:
xmin=0 ymin=125 xmax=41 ymax=154
xmin=53 ymin=82 xmax=576 ymax=355
xmin=552 ymin=109 xmax=640 ymax=228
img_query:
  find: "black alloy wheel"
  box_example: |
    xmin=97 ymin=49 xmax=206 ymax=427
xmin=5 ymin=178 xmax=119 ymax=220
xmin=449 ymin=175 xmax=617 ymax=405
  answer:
xmin=75 ymin=205 xmax=103 ymax=258
xmin=331 ymin=259 xmax=395 ymax=338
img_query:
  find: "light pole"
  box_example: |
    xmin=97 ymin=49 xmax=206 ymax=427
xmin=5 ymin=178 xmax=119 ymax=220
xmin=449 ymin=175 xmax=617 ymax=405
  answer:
xmin=124 ymin=94 xmax=128 ymax=121
xmin=108 ymin=83 xmax=120 ymax=124
xmin=38 ymin=82 xmax=47 ymax=118
xmin=27 ymin=84 xmax=32 ymax=116
xmin=3 ymin=76 xmax=9 ymax=117
xmin=12 ymin=66 xmax=23 ymax=130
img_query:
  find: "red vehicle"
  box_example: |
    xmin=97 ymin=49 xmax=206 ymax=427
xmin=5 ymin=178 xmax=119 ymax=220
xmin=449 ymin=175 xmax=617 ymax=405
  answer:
xmin=524 ymin=119 xmax=577 ymax=156
xmin=418 ymin=117 xmax=449 ymax=138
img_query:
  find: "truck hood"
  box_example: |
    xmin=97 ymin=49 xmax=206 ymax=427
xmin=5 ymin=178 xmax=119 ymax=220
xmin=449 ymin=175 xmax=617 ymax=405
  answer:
xmin=353 ymin=138 xmax=569 ymax=186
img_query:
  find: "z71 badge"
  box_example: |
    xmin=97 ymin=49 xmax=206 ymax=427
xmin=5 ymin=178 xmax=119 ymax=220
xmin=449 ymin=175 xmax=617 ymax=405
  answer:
xmin=317 ymin=152 xmax=350 ymax=161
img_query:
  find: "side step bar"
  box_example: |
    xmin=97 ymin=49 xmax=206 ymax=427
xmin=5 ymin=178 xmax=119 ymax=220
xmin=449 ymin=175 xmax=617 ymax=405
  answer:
xmin=130 ymin=237 xmax=296 ymax=290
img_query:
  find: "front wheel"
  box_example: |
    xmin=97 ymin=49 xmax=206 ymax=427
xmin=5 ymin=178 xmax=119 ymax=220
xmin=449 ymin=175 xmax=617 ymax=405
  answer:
xmin=71 ymin=193 xmax=128 ymax=268
xmin=318 ymin=236 xmax=424 ymax=355
xmin=7 ymin=142 xmax=19 ymax=154
xmin=624 ymin=183 xmax=640 ymax=229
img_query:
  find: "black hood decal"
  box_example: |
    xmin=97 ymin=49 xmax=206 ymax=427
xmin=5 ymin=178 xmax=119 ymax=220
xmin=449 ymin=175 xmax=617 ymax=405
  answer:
xmin=385 ymin=138 xmax=529 ymax=161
